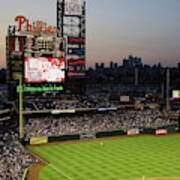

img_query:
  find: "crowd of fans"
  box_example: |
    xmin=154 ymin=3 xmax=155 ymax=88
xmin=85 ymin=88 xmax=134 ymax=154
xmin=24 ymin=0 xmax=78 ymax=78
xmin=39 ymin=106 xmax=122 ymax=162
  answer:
xmin=23 ymin=110 xmax=179 ymax=138
xmin=22 ymin=94 xmax=117 ymax=111
xmin=0 ymin=106 xmax=179 ymax=179
xmin=0 ymin=131 xmax=37 ymax=180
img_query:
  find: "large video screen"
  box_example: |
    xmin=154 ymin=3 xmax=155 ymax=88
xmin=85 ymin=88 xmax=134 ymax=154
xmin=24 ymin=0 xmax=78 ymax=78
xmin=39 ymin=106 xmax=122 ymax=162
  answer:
xmin=25 ymin=57 xmax=65 ymax=83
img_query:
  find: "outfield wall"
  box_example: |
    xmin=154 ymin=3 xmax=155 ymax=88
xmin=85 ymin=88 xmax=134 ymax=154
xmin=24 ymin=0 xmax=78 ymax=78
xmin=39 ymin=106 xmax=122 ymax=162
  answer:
xmin=21 ymin=124 xmax=179 ymax=146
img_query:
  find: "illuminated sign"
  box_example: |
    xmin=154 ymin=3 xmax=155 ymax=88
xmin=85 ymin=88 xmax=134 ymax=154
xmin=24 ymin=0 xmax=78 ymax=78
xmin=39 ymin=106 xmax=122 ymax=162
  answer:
xmin=17 ymin=86 xmax=63 ymax=92
xmin=68 ymin=72 xmax=86 ymax=77
xmin=68 ymin=59 xmax=85 ymax=66
xmin=25 ymin=57 xmax=65 ymax=83
xmin=9 ymin=36 xmax=25 ymax=59
xmin=51 ymin=109 xmax=75 ymax=114
xmin=98 ymin=107 xmax=117 ymax=112
xmin=68 ymin=48 xmax=85 ymax=56
xmin=65 ymin=0 xmax=83 ymax=16
xmin=15 ymin=16 xmax=58 ymax=35
xmin=172 ymin=90 xmax=180 ymax=98
xmin=24 ymin=36 xmax=65 ymax=58
xmin=68 ymin=37 xmax=85 ymax=44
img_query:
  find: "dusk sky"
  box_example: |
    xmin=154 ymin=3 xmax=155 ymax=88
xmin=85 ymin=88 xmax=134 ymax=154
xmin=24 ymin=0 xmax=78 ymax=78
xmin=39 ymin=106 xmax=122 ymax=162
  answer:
xmin=0 ymin=0 xmax=180 ymax=68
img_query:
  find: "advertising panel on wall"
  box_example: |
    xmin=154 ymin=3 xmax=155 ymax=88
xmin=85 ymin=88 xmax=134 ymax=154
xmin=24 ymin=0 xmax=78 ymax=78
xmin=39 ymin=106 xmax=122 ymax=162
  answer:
xmin=155 ymin=129 xmax=168 ymax=135
xmin=68 ymin=48 xmax=85 ymax=56
xmin=9 ymin=36 xmax=25 ymax=59
xmin=127 ymin=128 xmax=140 ymax=136
xmin=172 ymin=90 xmax=180 ymax=98
xmin=30 ymin=136 xmax=48 ymax=145
xmin=9 ymin=59 xmax=24 ymax=81
xmin=67 ymin=72 xmax=86 ymax=77
xmin=68 ymin=59 xmax=85 ymax=66
xmin=25 ymin=57 xmax=65 ymax=83
xmin=120 ymin=96 xmax=130 ymax=102
xmin=64 ymin=0 xmax=83 ymax=16
xmin=68 ymin=37 xmax=85 ymax=44
xmin=24 ymin=36 xmax=64 ymax=58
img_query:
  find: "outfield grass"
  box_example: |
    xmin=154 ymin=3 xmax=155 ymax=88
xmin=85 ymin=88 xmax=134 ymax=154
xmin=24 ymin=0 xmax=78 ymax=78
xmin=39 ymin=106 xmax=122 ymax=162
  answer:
xmin=30 ymin=135 xmax=180 ymax=180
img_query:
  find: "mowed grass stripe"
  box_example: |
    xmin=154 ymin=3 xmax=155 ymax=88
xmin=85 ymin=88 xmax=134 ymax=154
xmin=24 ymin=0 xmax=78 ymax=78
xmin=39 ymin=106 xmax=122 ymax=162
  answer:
xmin=31 ymin=135 xmax=180 ymax=180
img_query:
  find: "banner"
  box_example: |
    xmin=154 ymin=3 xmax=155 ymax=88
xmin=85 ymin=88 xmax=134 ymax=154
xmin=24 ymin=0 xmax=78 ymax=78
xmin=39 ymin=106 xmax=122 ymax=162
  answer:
xmin=98 ymin=107 xmax=117 ymax=112
xmin=30 ymin=136 xmax=48 ymax=145
xmin=155 ymin=129 xmax=168 ymax=135
xmin=51 ymin=109 xmax=75 ymax=114
xmin=80 ymin=134 xmax=96 ymax=140
xmin=127 ymin=128 xmax=140 ymax=136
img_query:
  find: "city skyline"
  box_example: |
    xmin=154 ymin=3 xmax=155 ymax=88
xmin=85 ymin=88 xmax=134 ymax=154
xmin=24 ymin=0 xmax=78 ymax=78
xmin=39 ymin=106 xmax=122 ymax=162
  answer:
xmin=0 ymin=0 xmax=180 ymax=68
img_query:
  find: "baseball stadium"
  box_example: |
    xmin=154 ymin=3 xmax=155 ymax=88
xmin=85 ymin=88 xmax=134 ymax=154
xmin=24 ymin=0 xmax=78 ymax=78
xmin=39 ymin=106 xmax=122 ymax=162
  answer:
xmin=0 ymin=0 xmax=180 ymax=180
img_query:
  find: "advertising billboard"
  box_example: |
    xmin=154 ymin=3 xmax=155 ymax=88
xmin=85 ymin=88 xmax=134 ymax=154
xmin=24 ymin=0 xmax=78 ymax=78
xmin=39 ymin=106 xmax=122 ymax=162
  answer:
xmin=68 ymin=59 xmax=85 ymax=66
xmin=155 ymin=129 xmax=168 ymax=135
xmin=127 ymin=128 xmax=140 ymax=136
xmin=9 ymin=36 xmax=25 ymax=59
xmin=67 ymin=72 xmax=86 ymax=77
xmin=24 ymin=36 xmax=64 ymax=58
xmin=68 ymin=48 xmax=85 ymax=56
xmin=25 ymin=57 xmax=65 ymax=83
xmin=30 ymin=136 xmax=48 ymax=145
xmin=120 ymin=96 xmax=130 ymax=102
xmin=172 ymin=90 xmax=180 ymax=98
xmin=64 ymin=0 xmax=83 ymax=16
xmin=68 ymin=37 xmax=85 ymax=44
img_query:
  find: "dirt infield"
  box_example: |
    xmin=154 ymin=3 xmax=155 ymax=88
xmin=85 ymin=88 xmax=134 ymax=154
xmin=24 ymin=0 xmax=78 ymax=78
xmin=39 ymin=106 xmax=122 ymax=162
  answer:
xmin=26 ymin=147 xmax=50 ymax=180
xmin=26 ymin=133 xmax=180 ymax=180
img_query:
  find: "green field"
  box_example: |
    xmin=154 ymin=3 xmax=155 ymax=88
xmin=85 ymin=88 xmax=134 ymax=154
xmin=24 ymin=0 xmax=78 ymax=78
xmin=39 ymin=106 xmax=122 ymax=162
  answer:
xmin=30 ymin=135 xmax=180 ymax=180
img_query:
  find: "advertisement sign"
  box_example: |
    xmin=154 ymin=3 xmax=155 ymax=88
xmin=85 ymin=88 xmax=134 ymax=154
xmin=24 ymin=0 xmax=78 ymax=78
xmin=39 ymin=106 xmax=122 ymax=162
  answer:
xmin=68 ymin=59 xmax=85 ymax=66
xmin=67 ymin=72 xmax=86 ymax=77
xmin=30 ymin=136 xmax=48 ymax=145
xmin=80 ymin=134 xmax=96 ymax=140
xmin=12 ymin=72 xmax=23 ymax=80
xmin=24 ymin=36 xmax=64 ymax=58
xmin=68 ymin=48 xmax=85 ymax=56
xmin=120 ymin=96 xmax=130 ymax=102
xmin=9 ymin=36 xmax=25 ymax=59
xmin=51 ymin=109 xmax=75 ymax=114
xmin=64 ymin=0 xmax=83 ymax=16
xmin=98 ymin=107 xmax=117 ymax=112
xmin=68 ymin=37 xmax=85 ymax=44
xmin=127 ymin=128 xmax=140 ymax=136
xmin=155 ymin=129 xmax=168 ymax=135
xmin=25 ymin=57 xmax=65 ymax=83
xmin=17 ymin=86 xmax=63 ymax=93
xmin=172 ymin=90 xmax=180 ymax=98
xmin=10 ymin=60 xmax=23 ymax=71
xmin=15 ymin=16 xmax=58 ymax=35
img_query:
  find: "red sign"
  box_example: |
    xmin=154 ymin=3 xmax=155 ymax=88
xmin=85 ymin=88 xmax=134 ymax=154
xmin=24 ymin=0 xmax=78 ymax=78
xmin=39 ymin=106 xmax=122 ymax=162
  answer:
xmin=68 ymin=72 xmax=86 ymax=77
xmin=155 ymin=129 xmax=168 ymax=135
xmin=68 ymin=60 xmax=85 ymax=66
xmin=15 ymin=16 xmax=58 ymax=35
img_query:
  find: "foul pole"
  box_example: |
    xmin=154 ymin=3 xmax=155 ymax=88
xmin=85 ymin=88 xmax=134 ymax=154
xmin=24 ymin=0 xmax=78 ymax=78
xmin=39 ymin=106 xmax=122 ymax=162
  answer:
xmin=19 ymin=77 xmax=23 ymax=139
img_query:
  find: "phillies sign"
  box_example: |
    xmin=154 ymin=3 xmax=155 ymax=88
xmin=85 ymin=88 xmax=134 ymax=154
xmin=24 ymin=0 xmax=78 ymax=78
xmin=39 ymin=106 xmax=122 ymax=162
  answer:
xmin=15 ymin=16 xmax=58 ymax=35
